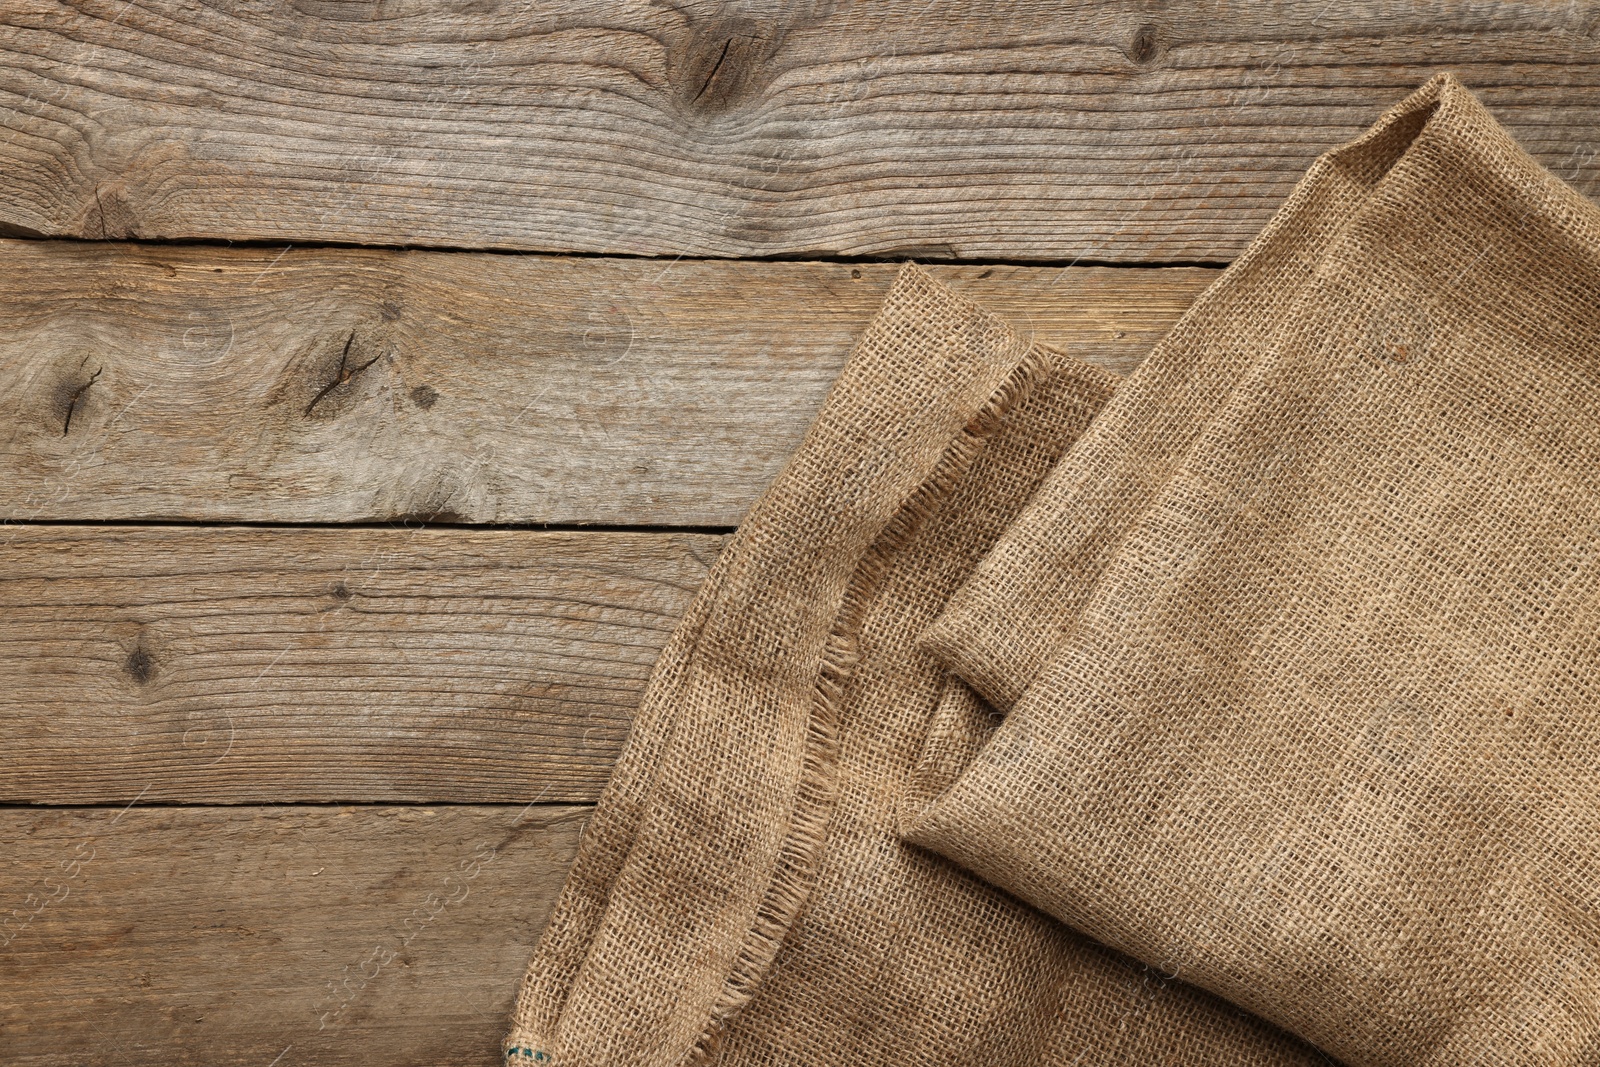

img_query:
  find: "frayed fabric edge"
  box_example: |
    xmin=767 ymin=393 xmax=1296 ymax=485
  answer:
xmin=681 ymin=338 xmax=1056 ymax=1065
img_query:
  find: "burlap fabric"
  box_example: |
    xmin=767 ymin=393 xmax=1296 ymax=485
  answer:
xmin=503 ymin=265 xmax=1323 ymax=1064
xmin=908 ymin=74 xmax=1600 ymax=1064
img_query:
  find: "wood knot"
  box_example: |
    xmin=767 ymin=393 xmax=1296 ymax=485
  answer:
xmin=672 ymin=17 xmax=781 ymax=112
xmin=275 ymin=327 xmax=392 ymax=421
xmin=124 ymin=646 xmax=155 ymax=685
xmin=1127 ymin=23 xmax=1162 ymax=66
xmin=84 ymin=180 xmax=141 ymax=240
xmin=52 ymin=355 xmax=103 ymax=436
xmin=410 ymin=384 xmax=439 ymax=409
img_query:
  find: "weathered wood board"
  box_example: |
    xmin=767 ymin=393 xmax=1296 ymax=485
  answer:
xmin=0 ymin=524 xmax=719 ymax=805
xmin=0 ymin=242 xmax=1212 ymax=526
xmin=0 ymin=804 xmax=586 ymax=1066
xmin=3 ymin=3 xmax=1599 ymax=260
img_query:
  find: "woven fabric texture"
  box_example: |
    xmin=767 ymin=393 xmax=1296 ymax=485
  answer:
xmin=503 ymin=265 xmax=1323 ymax=1065
xmin=907 ymin=73 xmax=1600 ymax=1065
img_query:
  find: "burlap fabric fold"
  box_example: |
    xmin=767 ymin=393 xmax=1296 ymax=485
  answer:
xmin=504 ymin=265 xmax=1324 ymax=1065
xmin=907 ymin=74 xmax=1600 ymax=1065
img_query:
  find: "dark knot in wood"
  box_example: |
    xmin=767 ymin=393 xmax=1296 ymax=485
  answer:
xmin=1128 ymin=23 xmax=1162 ymax=66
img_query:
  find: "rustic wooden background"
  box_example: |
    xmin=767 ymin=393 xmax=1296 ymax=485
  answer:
xmin=3 ymin=2 xmax=1599 ymax=1063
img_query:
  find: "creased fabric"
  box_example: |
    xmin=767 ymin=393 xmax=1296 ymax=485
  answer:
xmin=908 ymin=73 xmax=1600 ymax=1065
xmin=504 ymin=266 xmax=1323 ymax=1065
xmin=507 ymin=72 xmax=1600 ymax=1067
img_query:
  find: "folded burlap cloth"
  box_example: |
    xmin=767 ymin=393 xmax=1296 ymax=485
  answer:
xmin=506 ymin=72 xmax=1598 ymax=1066
xmin=909 ymin=73 xmax=1600 ymax=1065
xmin=504 ymin=263 xmax=1321 ymax=1065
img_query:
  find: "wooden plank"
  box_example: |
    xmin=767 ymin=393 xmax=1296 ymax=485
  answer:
xmin=0 ymin=525 xmax=719 ymax=805
xmin=1 ymin=3 xmax=1598 ymax=260
xmin=0 ymin=803 xmax=585 ymax=1066
xmin=0 ymin=241 xmax=1213 ymax=525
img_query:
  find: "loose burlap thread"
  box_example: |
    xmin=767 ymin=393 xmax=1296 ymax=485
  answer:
xmin=909 ymin=73 xmax=1600 ymax=1065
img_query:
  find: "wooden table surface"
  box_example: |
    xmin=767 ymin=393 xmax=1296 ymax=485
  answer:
xmin=2 ymin=3 xmax=1599 ymax=1063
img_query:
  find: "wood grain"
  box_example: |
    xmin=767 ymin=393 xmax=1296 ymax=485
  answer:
xmin=0 ymin=240 xmax=1213 ymax=525
xmin=3 ymin=3 xmax=1599 ymax=260
xmin=0 ymin=803 xmax=585 ymax=1066
xmin=0 ymin=525 xmax=720 ymax=804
